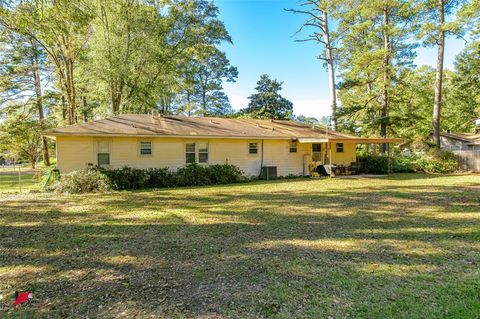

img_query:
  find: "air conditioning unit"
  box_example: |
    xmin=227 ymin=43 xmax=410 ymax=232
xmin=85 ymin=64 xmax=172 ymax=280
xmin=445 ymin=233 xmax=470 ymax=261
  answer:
xmin=260 ymin=166 xmax=277 ymax=180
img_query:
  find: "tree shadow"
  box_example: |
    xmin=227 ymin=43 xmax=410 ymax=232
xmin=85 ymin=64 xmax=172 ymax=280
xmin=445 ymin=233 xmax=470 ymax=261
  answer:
xmin=0 ymin=176 xmax=479 ymax=317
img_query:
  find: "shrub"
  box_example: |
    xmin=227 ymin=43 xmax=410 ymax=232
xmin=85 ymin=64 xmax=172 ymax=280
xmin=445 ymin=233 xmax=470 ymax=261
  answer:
xmin=99 ymin=166 xmax=148 ymax=190
xmin=207 ymin=164 xmax=244 ymax=184
xmin=54 ymin=170 xmax=111 ymax=194
xmin=175 ymin=163 xmax=211 ymax=186
xmin=97 ymin=163 xmax=245 ymax=190
xmin=415 ymin=151 xmax=457 ymax=174
xmin=392 ymin=156 xmax=418 ymax=173
xmin=145 ymin=167 xmax=176 ymax=188
xmin=360 ymin=151 xmax=458 ymax=175
xmin=357 ymin=155 xmax=389 ymax=174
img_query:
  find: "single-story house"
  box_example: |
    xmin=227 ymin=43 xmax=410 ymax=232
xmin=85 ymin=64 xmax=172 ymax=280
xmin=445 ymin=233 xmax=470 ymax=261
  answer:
xmin=440 ymin=132 xmax=480 ymax=172
xmin=44 ymin=114 xmax=402 ymax=176
xmin=440 ymin=132 xmax=480 ymax=151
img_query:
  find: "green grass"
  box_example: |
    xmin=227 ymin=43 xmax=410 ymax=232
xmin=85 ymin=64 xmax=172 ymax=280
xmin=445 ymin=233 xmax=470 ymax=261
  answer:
xmin=0 ymin=173 xmax=39 ymax=193
xmin=1 ymin=174 xmax=479 ymax=318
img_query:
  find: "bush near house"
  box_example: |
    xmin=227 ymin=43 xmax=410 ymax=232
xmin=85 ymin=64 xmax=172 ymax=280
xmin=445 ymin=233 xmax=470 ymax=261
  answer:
xmin=358 ymin=150 xmax=458 ymax=174
xmin=53 ymin=164 xmax=246 ymax=193
xmin=53 ymin=170 xmax=112 ymax=194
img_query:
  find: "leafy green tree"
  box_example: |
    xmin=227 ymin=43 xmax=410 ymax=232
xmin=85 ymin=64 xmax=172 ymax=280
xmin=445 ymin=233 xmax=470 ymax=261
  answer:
xmin=0 ymin=0 xmax=93 ymax=125
xmin=443 ymin=41 xmax=480 ymax=132
xmin=0 ymin=112 xmax=44 ymax=168
xmin=0 ymin=29 xmax=52 ymax=165
xmin=335 ymin=0 xmax=420 ymax=152
xmin=417 ymin=0 xmax=473 ymax=147
xmin=240 ymin=74 xmax=293 ymax=120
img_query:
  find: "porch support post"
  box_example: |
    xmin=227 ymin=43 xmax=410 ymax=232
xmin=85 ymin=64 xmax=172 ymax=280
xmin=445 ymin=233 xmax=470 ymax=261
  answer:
xmin=329 ymin=142 xmax=333 ymax=178
xmin=387 ymin=142 xmax=392 ymax=175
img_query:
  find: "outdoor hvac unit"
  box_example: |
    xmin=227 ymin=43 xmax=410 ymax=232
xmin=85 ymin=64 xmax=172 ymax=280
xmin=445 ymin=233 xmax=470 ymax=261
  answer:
xmin=260 ymin=166 xmax=277 ymax=180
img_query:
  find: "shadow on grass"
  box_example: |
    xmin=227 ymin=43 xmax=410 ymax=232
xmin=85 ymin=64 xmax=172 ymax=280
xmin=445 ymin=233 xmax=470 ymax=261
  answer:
xmin=0 ymin=175 xmax=479 ymax=318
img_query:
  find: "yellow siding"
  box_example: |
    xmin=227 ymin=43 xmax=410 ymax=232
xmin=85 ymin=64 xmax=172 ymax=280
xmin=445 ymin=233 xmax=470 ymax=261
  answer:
xmin=55 ymin=136 xmax=357 ymax=176
xmin=332 ymin=142 xmax=357 ymax=165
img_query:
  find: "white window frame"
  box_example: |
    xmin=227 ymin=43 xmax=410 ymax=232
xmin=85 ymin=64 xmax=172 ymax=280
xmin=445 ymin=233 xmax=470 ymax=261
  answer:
xmin=289 ymin=141 xmax=297 ymax=153
xmin=139 ymin=140 xmax=153 ymax=157
xmin=97 ymin=140 xmax=111 ymax=167
xmin=185 ymin=142 xmax=209 ymax=164
xmin=249 ymin=142 xmax=259 ymax=155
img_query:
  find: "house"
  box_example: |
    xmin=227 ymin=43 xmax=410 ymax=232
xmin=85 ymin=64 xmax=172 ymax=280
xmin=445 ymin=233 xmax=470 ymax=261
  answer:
xmin=44 ymin=114 xmax=402 ymax=176
xmin=440 ymin=132 xmax=480 ymax=151
xmin=440 ymin=131 xmax=480 ymax=172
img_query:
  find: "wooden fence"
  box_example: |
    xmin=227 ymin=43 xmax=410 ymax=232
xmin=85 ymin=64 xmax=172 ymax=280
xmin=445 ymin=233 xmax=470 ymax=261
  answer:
xmin=453 ymin=150 xmax=480 ymax=172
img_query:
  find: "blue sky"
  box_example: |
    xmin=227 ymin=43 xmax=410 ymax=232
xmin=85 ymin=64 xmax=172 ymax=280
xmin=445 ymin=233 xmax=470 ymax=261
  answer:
xmin=215 ymin=0 xmax=467 ymax=119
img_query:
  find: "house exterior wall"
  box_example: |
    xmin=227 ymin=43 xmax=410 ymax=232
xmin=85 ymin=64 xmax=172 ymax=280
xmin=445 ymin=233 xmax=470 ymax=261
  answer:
xmin=440 ymin=136 xmax=471 ymax=151
xmin=55 ymin=136 xmax=358 ymax=176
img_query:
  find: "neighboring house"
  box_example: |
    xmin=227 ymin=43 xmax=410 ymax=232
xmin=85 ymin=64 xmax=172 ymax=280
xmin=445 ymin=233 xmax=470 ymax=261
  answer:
xmin=44 ymin=114 xmax=401 ymax=176
xmin=440 ymin=132 xmax=480 ymax=172
xmin=440 ymin=132 xmax=480 ymax=151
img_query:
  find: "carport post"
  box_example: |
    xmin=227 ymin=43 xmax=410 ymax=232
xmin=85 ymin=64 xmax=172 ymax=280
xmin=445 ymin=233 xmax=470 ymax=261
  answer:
xmin=329 ymin=142 xmax=333 ymax=178
xmin=387 ymin=143 xmax=392 ymax=175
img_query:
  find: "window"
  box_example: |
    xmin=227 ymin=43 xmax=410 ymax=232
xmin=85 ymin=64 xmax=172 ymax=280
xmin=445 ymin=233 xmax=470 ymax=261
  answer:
xmin=198 ymin=142 xmax=209 ymax=163
xmin=289 ymin=141 xmax=297 ymax=153
xmin=186 ymin=143 xmax=196 ymax=163
xmin=139 ymin=141 xmax=152 ymax=156
xmin=185 ymin=142 xmax=209 ymax=164
xmin=336 ymin=143 xmax=344 ymax=153
xmin=249 ymin=142 xmax=258 ymax=154
xmin=97 ymin=140 xmax=110 ymax=166
xmin=312 ymin=143 xmax=321 ymax=161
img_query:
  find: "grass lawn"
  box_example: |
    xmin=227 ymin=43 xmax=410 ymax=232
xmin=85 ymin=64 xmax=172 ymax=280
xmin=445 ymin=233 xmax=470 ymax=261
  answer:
xmin=1 ymin=174 xmax=479 ymax=318
xmin=0 ymin=173 xmax=39 ymax=193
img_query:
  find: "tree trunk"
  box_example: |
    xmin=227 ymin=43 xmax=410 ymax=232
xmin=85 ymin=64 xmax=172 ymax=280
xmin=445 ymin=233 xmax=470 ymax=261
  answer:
xmin=433 ymin=0 xmax=445 ymax=148
xmin=82 ymin=96 xmax=88 ymax=122
xmin=322 ymin=10 xmax=337 ymax=131
xmin=31 ymin=55 xmax=50 ymax=166
xmin=61 ymin=95 xmax=67 ymax=121
xmin=380 ymin=6 xmax=390 ymax=154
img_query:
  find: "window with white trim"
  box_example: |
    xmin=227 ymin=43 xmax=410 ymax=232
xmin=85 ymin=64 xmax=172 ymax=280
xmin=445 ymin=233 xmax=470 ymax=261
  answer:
xmin=289 ymin=141 xmax=297 ymax=153
xmin=249 ymin=142 xmax=258 ymax=154
xmin=97 ymin=140 xmax=110 ymax=166
xmin=198 ymin=142 xmax=209 ymax=163
xmin=139 ymin=141 xmax=152 ymax=156
xmin=185 ymin=142 xmax=209 ymax=164
xmin=185 ymin=143 xmax=196 ymax=163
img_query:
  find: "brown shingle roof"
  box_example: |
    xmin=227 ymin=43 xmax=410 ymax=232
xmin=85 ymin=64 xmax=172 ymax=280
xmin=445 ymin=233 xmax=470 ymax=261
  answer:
xmin=44 ymin=114 xmax=402 ymax=143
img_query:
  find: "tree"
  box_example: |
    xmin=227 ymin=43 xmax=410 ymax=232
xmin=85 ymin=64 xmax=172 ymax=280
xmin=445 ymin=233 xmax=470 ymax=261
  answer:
xmin=443 ymin=41 xmax=480 ymax=132
xmin=0 ymin=0 xmax=92 ymax=125
xmin=335 ymin=0 xmax=419 ymax=153
xmin=240 ymin=74 xmax=293 ymax=120
xmin=0 ymin=30 xmax=52 ymax=165
xmin=417 ymin=0 xmax=470 ymax=147
xmin=0 ymin=113 xmax=43 ymax=168
xmin=288 ymin=0 xmax=339 ymax=129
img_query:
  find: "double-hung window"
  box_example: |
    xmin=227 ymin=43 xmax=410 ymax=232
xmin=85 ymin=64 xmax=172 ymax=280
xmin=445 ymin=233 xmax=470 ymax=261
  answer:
xmin=185 ymin=143 xmax=196 ymax=163
xmin=97 ymin=140 xmax=110 ymax=166
xmin=198 ymin=142 xmax=209 ymax=163
xmin=185 ymin=142 xmax=209 ymax=164
xmin=249 ymin=142 xmax=258 ymax=154
xmin=289 ymin=141 xmax=297 ymax=153
xmin=336 ymin=143 xmax=344 ymax=153
xmin=139 ymin=141 xmax=152 ymax=156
